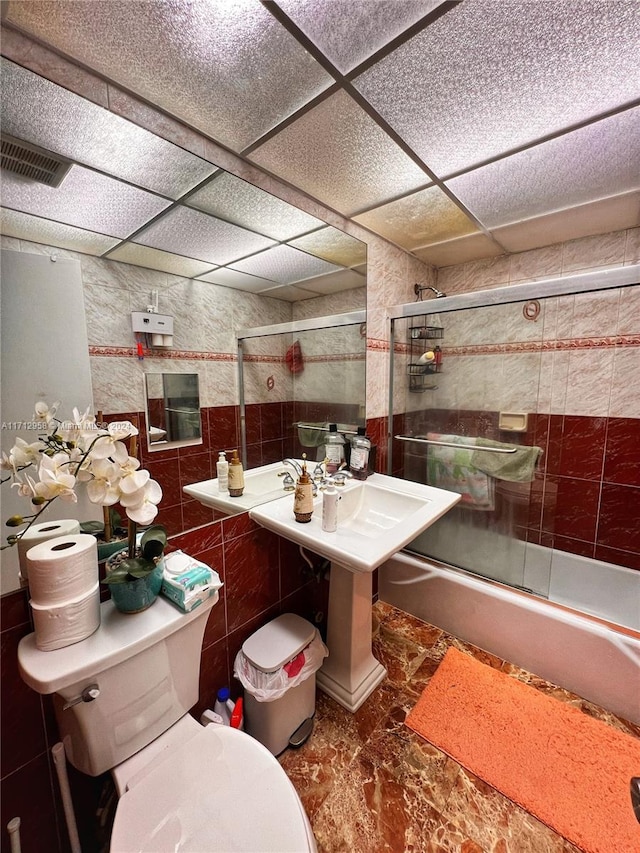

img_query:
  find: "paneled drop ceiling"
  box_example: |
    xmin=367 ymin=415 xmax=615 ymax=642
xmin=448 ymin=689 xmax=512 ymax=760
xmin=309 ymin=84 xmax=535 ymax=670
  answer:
xmin=1 ymin=0 xmax=639 ymax=296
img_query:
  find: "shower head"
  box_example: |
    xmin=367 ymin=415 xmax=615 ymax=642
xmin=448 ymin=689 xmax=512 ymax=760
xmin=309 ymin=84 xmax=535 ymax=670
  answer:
xmin=415 ymin=284 xmax=447 ymax=299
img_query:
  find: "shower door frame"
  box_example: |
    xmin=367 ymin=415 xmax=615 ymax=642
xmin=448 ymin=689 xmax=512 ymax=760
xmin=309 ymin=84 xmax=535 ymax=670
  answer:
xmin=236 ymin=309 xmax=366 ymax=468
xmin=387 ymin=263 xmax=640 ymax=472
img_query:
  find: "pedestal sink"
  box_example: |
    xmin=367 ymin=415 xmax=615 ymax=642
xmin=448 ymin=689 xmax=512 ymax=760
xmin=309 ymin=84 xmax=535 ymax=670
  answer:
xmin=250 ymin=473 xmax=460 ymax=712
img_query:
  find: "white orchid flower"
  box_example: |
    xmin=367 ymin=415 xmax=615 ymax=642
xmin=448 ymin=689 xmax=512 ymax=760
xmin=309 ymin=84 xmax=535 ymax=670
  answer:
xmin=9 ymin=438 xmax=44 ymax=469
xmin=59 ymin=406 xmax=98 ymax=445
xmin=120 ymin=478 xmax=162 ymax=525
xmin=11 ymin=472 xmax=39 ymax=499
xmin=85 ymin=457 xmax=122 ymax=506
xmin=88 ymin=422 xmax=138 ymax=463
xmin=1 ymin=451 xmax=15 ymax=472
xmin=34 ymin=400 xmax=60 ymax=426
xmin=3 ymin=403 xmax=164 ymax=541
xmin=119 ymin=455 xmax=141 ymax=476
xmin=117 ymin=460 xmax=148 ymax=498
xmin=36 ymin=453 xmax=77 ymax=502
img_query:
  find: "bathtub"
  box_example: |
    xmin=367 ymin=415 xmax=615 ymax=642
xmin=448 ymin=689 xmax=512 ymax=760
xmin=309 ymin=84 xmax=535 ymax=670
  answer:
xmin=379 ymin=551 xmax=640 ymax=725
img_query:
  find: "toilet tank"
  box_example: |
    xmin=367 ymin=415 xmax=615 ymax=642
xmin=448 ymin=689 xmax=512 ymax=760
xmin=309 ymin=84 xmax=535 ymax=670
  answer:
xmin=18 ymin=594 xmax=218 ymax=776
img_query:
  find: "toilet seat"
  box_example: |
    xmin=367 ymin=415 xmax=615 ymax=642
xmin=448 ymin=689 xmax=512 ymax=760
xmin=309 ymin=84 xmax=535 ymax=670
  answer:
xmin=109 ymin=724 xmax=316 ymax=852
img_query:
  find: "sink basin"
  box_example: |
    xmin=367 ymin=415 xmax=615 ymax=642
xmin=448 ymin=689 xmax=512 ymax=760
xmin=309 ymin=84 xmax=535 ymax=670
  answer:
xmin=184 ymin=459 xmax=305 ymax=515
xmin=250 ymin=472 xmax=461 ymax=573
xmin=251 ymin=471 xmax=460 ymax=713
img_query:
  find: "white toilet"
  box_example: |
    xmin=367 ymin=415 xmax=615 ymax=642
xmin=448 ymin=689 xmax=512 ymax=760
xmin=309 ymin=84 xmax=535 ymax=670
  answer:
xmin=18 ymin=594 xmax=317 ymax=852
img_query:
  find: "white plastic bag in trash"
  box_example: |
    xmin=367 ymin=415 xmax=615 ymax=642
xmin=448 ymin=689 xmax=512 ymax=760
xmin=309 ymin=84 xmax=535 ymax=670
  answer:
xmin=233 ymin=632 xmax=328 ymax=702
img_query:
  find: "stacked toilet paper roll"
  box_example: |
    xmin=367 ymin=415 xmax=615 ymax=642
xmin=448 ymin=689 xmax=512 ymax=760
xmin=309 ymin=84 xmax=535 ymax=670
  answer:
xmin=17 ymin=519 xmax=81 ymax=581
xmin=26 ymin=534 xmax=100 ymax=651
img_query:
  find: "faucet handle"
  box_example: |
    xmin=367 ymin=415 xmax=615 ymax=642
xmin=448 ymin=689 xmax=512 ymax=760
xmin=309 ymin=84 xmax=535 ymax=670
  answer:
xmin=278 ymin=471 xmax=295 ymax=491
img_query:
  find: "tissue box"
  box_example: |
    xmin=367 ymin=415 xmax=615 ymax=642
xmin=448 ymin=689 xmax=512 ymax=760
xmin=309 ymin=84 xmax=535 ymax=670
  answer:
xmin=161 ymin=551 xmax=222 ymax=612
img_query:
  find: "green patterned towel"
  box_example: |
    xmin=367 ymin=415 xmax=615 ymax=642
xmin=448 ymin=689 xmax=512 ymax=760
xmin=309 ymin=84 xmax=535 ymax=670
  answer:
xmin=471 ymin=438 xmax=542 ymax=483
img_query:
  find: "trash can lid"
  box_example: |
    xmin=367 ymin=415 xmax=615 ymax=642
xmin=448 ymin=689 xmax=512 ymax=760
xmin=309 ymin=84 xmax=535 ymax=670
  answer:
xmin=242 ymin=613 xmax=316 ymax=673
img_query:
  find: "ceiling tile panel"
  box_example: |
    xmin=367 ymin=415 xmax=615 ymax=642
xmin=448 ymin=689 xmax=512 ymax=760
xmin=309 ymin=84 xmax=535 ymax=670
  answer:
xmin=249 ymin=90 xmax=429 ymax=215
xmin=133 ymin=206 xmax=277 ymax=266
xmin=447 ymin=108 xmax=640 ymax=229
xmin=230 ymin=244 xmax=342 ymax=284
xmin=1 ymin=165 xmax=171 ymax=238
xmin=255 ymin=284 xmax=320 ymax=301
xmin=288 ymin=226 xmax=367 ymax=267
xmin=1 ymin=59 xmax=217 ymax=199
xmin=195 ymin=268 xmax=280 ymax=292
xmin=4 ymin=0 xmax=334 ymax=151
xmin=106 ymin=243 xmax=215 ymax=278
xmin=275 ymin=0 xmax=445 ymax=74
xmin=354 ymin=186 xmax=479 ymax=249
xmin=491 ymin=191 xmax=640 ymax=254
xmin=413 ymin=232 xmax=505 ymax=268
xmin=354 ymin=0 xmax=640 ymax=175
xmin=0 ymin=208 xmax=120 ymax=255
xmin=186 ymin=172 xmax=324 ymax=240
xmin=294 ymin=268 xmax=366 ymax=295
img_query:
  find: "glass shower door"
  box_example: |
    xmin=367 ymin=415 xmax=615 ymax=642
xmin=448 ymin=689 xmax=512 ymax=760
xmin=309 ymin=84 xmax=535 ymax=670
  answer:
xmin=395 ymin=300 xmax=550 ymax=595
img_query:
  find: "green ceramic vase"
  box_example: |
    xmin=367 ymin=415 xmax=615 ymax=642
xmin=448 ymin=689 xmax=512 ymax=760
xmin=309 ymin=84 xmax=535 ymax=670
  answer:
xmin=106 ymin=554 xmax=165 ymax=614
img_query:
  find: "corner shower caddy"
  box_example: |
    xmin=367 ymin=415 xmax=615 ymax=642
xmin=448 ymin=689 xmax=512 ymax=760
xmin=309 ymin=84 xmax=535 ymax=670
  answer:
xmin=407 ymin=318 xmax=443 ymax=392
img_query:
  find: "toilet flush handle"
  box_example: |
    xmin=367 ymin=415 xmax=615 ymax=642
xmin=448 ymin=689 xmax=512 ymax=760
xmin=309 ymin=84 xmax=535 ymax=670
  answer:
xmin=63 ymin=684 xmax=100 ymax=710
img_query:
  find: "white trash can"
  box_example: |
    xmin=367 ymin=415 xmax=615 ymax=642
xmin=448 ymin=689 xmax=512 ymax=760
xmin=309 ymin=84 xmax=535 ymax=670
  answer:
xmin=234 ymin=613 xmax=328 ymax=756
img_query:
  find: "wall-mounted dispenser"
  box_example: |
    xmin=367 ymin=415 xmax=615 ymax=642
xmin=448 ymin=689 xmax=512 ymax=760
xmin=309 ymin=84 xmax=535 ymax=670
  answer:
xmin=131 ymin=291 xmax=174 ymax=348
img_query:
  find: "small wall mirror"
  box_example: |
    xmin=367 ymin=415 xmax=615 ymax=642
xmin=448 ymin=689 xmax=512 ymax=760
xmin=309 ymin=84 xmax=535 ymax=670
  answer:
xmin=145 ymin=373 xmax=202 ymax=449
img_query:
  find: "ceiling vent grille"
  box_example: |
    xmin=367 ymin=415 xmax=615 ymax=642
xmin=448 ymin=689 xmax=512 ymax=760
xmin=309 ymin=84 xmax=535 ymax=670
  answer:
xmin=1 ymin=135 xmax=72 ymax=187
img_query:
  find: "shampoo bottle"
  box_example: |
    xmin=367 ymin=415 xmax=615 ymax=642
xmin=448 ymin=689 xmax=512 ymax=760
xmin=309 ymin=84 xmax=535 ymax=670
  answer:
xmin=293 ymin=456 xmax=314 ymax=523
xmin=324 ymin=423 xmax=345 ymax=474
xmin=349 ymin=427 xmax=371 ymax=481
xmin=228 ymin=449 xmax=245 ymax=497
xmin=322 ymin=483 xmax=339 ymax=532
xmin=216 ymin=451 xmax=229 ymax=493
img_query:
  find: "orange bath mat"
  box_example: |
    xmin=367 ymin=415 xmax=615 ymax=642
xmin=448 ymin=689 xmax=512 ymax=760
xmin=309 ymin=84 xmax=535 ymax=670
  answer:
xmin=405 ymin=648 xmax=640 ymax=853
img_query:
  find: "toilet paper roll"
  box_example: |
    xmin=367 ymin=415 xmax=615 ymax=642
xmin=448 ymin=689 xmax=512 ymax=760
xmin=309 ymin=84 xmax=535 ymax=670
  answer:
xmin=151 ymin=333 xmax=164 ymax=347
xmin=17 ymin=519 xmax=81 ymax=580
xmin=26 ymin=534 xmax=99 ymax=606
xmin=30 ymin=582 xmax=100 ymax=652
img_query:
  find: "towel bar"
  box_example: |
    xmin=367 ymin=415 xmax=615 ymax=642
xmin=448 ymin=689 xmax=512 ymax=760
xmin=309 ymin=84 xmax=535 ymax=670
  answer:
xmin=394 ymin=435 xmax=518 ymax=454
xmin=294 ymin=422 xmax=359 ymax=435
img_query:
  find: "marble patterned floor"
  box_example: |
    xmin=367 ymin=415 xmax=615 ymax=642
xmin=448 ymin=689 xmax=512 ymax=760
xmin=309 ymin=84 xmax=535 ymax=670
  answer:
xmin=279 ymin=600 xmax=639 ymax=853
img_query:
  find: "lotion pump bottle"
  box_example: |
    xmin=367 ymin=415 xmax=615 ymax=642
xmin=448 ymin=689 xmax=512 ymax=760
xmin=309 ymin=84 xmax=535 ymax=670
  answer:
xmin=228 ymin=449 xmax=245 ymax=497
xmin=293 ymin=455 xmax=314 ymax=523
xmin=322 ymin=483 xmax=339 ymax=532
xmin=216 ymin=451 xmax=229 ymax=493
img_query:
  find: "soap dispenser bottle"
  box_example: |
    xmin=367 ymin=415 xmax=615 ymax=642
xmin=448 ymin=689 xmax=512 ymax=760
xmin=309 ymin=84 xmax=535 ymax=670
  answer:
xmin=293 ymin=455 xmax=314 ymax=523
xmin=228 ymin=449 xmax=245 ymax=497
xmin=216 ymin=451 xmax=229 ymax=493
xmin=324 ymin=423 xmax=345 ymax=474
xmin=349 ymin=427 xmax=371 ymax=481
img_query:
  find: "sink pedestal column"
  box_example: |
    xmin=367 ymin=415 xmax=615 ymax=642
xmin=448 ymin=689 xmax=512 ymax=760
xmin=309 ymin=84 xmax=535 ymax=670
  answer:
xmin=316 ymin=561 xmax=387 ymax=713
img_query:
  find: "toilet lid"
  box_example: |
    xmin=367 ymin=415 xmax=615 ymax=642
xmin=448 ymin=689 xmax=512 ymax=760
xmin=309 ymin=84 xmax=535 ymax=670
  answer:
xmin=110 ymin=725 xmax=314 ymax=852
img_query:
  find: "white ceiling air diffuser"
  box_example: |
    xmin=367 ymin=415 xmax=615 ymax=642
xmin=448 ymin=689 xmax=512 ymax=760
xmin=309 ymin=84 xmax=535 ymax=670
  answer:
xmin=0 ymin=134 xmax=71 ymax=188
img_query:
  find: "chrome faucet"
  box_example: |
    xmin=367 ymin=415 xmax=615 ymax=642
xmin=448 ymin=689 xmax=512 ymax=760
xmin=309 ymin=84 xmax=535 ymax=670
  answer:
xmin=281 ymin=458 xmax=303 ymax=477
xmin=320 ymin=467 xmax=353 ymax=488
